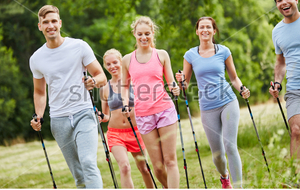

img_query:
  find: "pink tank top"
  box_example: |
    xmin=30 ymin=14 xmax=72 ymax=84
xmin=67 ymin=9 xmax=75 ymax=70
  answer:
xmin=129 ymin=48 xmax=174 ymax=116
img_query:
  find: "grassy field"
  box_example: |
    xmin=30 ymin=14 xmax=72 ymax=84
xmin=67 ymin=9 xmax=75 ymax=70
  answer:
xmin=0 ymin=100 xmax=298 ymax=189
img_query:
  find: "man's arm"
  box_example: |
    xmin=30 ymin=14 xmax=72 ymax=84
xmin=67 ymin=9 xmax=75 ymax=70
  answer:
xmin=269 ymin=53 xmax=286 ymax=98
xmin=274 ymin=53 xmax=286 ymax=84
xmin=30 ymin=77 xmax=47 ymax=131
xmin=33 ymin=77 xmax=47 ymax=117
xmin=85 ymin=59 xmax=107 ymax=89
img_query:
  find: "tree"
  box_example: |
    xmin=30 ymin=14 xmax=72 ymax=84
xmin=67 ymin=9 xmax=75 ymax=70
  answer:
xmin=0 ymin=26 xmax=33 ymax=145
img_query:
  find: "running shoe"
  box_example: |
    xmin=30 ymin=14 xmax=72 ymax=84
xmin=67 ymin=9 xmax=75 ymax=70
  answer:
xmin=220 ymin=175 xmax=233 ymax=189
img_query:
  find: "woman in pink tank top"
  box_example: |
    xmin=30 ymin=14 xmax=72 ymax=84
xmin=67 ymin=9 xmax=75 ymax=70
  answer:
xmin=121 ymin=16 xmax=180 ymax=188
xmin=98 ymin=49 xmax=154 ymax=188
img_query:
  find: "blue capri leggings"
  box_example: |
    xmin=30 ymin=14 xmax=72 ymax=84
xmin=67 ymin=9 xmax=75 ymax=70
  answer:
xmin=200 ymin=99 xmax=242 ymax=188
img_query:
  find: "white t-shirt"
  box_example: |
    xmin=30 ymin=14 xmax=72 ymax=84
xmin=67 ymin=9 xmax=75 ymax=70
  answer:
xmin=30 ymin=37 xmax=95 ymax=117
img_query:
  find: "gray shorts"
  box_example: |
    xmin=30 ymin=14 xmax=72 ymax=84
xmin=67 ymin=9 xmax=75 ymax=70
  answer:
xmin=284 ymin=90 xmax=300 ymax=121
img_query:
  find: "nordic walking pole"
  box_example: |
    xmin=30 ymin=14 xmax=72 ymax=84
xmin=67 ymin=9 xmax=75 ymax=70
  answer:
xmin=97 ymin=112 xmax=118 ymax=189
xmin=270 ymin=81 xmax=291 ymax=138
xmin=240 ymin=86 xmax=270 ymax=173
xmin=178 ymin=70 xmax=207 ymax=189
xmin=172 ymin=81 xmax=189 ymax=188
xmin=122 ymin=106 xmax=157 ymax=189
xmin=83 ymin=71 xmax=119 ymax=189
xmin=32 ymin=114 xmax=57 ymax=189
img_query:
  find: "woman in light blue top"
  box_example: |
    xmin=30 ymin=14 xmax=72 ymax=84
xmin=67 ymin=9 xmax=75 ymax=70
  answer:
xmin=176 ymin=17 xmax=250 ymax=189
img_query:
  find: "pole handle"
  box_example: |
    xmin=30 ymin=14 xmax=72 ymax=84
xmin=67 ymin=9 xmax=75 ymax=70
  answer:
xmin=122 ymin=105 xmax=132 ymax=112
xmin=239 ymin=85 xmax=244 ymax=97
xmin=172 ymin=82 xmax=178 ymax=100
xmin=270 ymin=81 xmax=275 ymax=90
xmin=98 ymin=112 xmax=104 ymax=119
xmin=32 ymin=113 xmax=44 ymax=125
xmin=83 ymin=71 xmax=87 ymax=80
xmin=270 ymin=81 xmax=282 ymax=92
xmin=178 ymin=70 xmax=185 ymax=84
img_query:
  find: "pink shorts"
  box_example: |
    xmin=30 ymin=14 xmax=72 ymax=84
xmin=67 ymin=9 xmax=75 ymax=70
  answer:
xmin=135 ymin=106 xmax=177 ymax=135
xmin=106 ymin=126 xmax=145 ymax=152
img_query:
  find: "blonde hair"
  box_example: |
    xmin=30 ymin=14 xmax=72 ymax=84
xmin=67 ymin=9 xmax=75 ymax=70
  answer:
xmin=103 ymin=48 xmax=122 ymax=69
xmin=38 ymin=5 xmax=60 ymax=22
xmin=131 ymin=16 xmax=158 ymax=48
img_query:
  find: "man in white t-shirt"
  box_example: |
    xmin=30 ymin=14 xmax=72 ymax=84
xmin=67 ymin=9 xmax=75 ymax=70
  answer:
xmin=29 ymin=5 xmax=107 ymax=188
xmin=270 ymin=0 xmax=300 ymax=160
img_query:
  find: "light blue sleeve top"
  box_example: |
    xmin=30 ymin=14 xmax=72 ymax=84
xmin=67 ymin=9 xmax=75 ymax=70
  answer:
xmin=183 ymin=44 xmax=237 ymax=111
xmin=272 ymin=17 xmax=300 ymax=91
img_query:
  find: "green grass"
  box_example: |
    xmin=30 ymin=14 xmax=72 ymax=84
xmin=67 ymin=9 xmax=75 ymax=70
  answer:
xmin=0 ymin=101 xmax=298 ymax=188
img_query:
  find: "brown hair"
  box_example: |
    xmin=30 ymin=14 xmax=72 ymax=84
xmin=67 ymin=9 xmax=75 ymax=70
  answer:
xmin=103 ymin=48 xmax=122 ymax=69
xmin=38 ymin=5 xmax=60 ymax=21
xmin=195 ymin=17 xmax=219 ymax=44
xmin=131 ymin=16 xmax=158 ymax=48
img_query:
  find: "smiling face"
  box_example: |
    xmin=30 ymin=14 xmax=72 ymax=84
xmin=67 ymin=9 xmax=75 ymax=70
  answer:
xmin=104 ymin=53 xmax=122 ymax=76
xmin=38 ymin=12 xmax=62 ymax=40
xmin=134 ymin=23 xmax=154 ymax=48
xmin=196 ymin=19 xmax=216 ymax=43
xmin=276 ymin=0 xmax=299 ymax=19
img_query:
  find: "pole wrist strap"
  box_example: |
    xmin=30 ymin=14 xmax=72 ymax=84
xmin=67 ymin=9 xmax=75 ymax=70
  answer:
xmin=274 ymin=82 xmax=282 ymax=92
